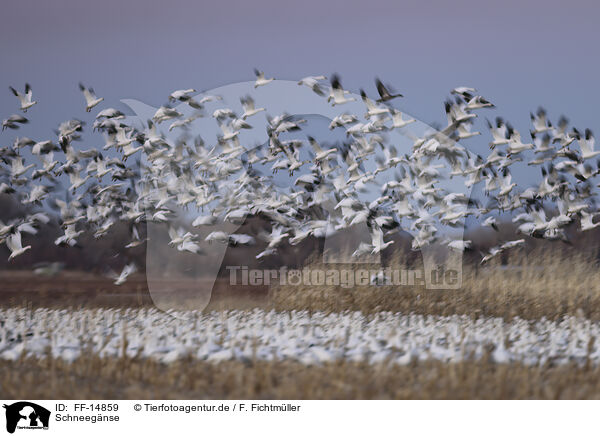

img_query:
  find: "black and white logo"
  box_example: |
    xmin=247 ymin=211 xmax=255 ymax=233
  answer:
xmin=3 ymin=402 xmax=50 ymax=434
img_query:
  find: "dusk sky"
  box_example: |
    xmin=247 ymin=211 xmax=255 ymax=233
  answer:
xmin=2 ymin=0 xmax=599 ymax=138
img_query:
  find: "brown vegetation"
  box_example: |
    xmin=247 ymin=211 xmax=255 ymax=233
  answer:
xmin=2 ymin=354 xmax=600 ymax=400
xmin=3 ymin=245 xmax=600 ymax=321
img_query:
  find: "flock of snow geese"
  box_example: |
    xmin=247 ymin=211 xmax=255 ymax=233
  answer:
xmin=1 ymin=71 xmax=599 ymax=283
xmin=2 ymin=307 xmax=600 ymax=366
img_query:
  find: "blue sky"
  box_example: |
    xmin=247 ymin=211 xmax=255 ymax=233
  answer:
xmin=1 ymin=0 xmax=599 ymax=145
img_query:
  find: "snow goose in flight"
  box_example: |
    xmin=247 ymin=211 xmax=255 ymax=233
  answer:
xmin=23 ymin=184 xmax=49 ymax=204
xmin=297 ymin=75 xmax=327 ymax=96
xmin=240 ymin=95 xmax=265 ymax=119
xmin=212 ymin=108 xmax=236 ymax=121
xmin=578 ymin=210 xmax=600 ymax=231
xmin=54 ymin=224 xmax=83 ymax=247
xmin=64 ymin=165 xmax=91 ymax=192
xmin=482 ymin=216 xmax=499 ymax=231
xmin=121 ymin=141 xmax=143 ymax=160
xmin=96 ymin=108 xmax=125 ymax=120
xmin=375 ymin=78 xmax=403 ymax=102
xmin=33 ymin=262 xmax=65 ymax=276
xmin=1 ymin=114 xmax=28 ymax=131
xmin=205 ymin=231 xmax=229 ymax=244
xmin=169 ymin=88 xmax=202 ymax=109
xmin=125 ymin=225 xmax=147 ymax=249
xmin=256 ymin=247 xmax=277 ymax=259
xmin=446 ymin=239 xmax=472 ymax=252
xmin=192 ymin=214 xmax=217 ymax=227
xmin=4 ymin=230 xmax=31 ymax=260
xmin=9 ymin=83 xmax=36 ymax=112
xmin=463 ymin=94 xmax=494 ymax=110
xmin=507 ymin=126 xmax=533 ymax=155
xmin=111 ymin=263 xmax=137 ymax=285
xmin=530 ymin=107 xmax=551 ymax=134
xmin=500 ymin=239 xmax=525 ymax=250
xmin=390 ymin=109 xmax=415 ymax=130
xmin=168 ymin=227 xmax=204 ymax=254
xmin=360 ymin=89 xmax=390 ymax=119
xmin=480 ymin=246 xmax=503 ymax=264
xmin=370 ymin=226 xmax=394 ymax=254
xmin=261 ymin=226 xmax=289 ymax=249
xmin=551 ymin=116 xmax=574 ymax=147
xmin=273 ymin=118 xmax=306 ymax=134
xmin=497 ymin=168 xmax=517 ymax=197
xmin=254 ymin=69 xmax=274 ymax=88
xmin=79 ymin=83 xmax=104 ymax=112
xmin=574 ymin=128 xmax=600 ymax=160
xmin=451 ymin=86 xmax=477 ymax=99
xmin=329 ymin=74 xmax=356 ymax=106
xmin=351 ymin=227 xmax=394 ymax=257
xmin=352 ymin=242 xmax=374 ymax=258
xmin=198 ymin=94 xmax=222 ymax=104
xmin=307 ymin=136 xmax=337 ymax=162
xmin=0 ymin=184 xmax=15 ymax=195
xmin=217 ymin=122 xmax=240 ymax=143
xmin=227 ymin=234 xmax=256 ymax=247
xmin=31 ymin=140 xmax=59 ymax=155
xmin=445 ymin=99 xmax=476 ymax=124
xmin=152 ymin=106 xmax=182 ymax=124
xmin=205 ymin=231 xmax=255 ymax=246
xmin=487 ymin=117 xmax=509 ymax=149
xmin=10 ymin=156 xmax=35 ymax=179
xmin=457 ymin=122 xmax=481 ymax=139
xmin=329 ymin=113 xmax=358 ymax=130
xmin=530 ymin=131 xmax=554 ymax=155
xmin=168 ymin=112 xmax=202 ymax=132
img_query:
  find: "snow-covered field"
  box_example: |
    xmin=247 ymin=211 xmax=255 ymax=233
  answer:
xmin=1 ymin=308 xmax=599 ymax=366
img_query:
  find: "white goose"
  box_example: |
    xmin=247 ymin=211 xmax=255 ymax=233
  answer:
xmin=360 ymin=89 xmax=390 ymax=119
xmin=253 ymin=69 xmax=274 ymax=88
xmin=5 ymin=230 xmax=31 ymax=260
xmin=574 ymin=128 xmax=600 ymax=160
xmin=487 ymin=118 xmax=509 ymax=149
xmin=329 ymin=74 xmax=356 ymax=106
xmin=9 ymin=83 xmax=37 ymax=112
xmin=79 ymin=83 xmax=104 ymax=112
xmin=297 ymin=75 xmax=327 ymax=96
xmin=2 ymin=114 xmax=28 ymax=131
xmin=111 ymin=263 xmax=137 ymax=285
xmin=580 ymin=210 xmax=600 ymax=231
xmin=240 ymin=95 xmax=265 ymax=119
xmin=530 ymin=108 xmax=551 ymax=133
xmin=152 ymin=106 xmax=182 ymax=124
xmin=390 ymin=109 xmax=415 ymax=130
xmin=307 ymin=136 xmax=337 ymax=162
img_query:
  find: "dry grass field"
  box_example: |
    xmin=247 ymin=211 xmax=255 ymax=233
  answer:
xmin=3 ymin=246 xmax=598 ymax=320
xmin=3 ymin=355 xmax=600 ymax=400
xmin=2 ymin=245 xmax=600 ymax=399
xmin=268 ymin=247 xmax=600 ymax=321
